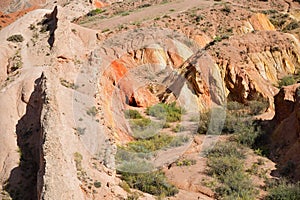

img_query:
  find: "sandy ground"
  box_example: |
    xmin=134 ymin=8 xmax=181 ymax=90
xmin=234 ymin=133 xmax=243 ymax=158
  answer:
xmin=83 ymin=0 xmax=214 ymax=30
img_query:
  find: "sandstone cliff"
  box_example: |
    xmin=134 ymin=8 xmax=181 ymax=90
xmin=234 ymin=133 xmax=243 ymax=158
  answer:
xmin=270 ymin=84 xmax=300 ymax=180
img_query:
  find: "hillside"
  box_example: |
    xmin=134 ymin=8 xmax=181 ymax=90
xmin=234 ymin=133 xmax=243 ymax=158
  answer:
xmin=0 ymin=0 xmax=300 ymax=199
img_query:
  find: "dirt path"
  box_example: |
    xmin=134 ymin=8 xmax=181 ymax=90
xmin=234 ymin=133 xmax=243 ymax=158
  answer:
xmin=82 ymin=0 xmax=214 ymax=30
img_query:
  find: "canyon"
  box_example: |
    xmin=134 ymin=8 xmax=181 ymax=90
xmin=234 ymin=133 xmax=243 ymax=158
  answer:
xmin=0 ymin=0 xmax=300 ymax=199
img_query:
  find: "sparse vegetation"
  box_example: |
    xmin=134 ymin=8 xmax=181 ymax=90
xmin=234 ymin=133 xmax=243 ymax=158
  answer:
xmin=265 ymin=179 xmax=300 ymax=200
xmin=197 ymin=101 xmax=267 ymax=148
xmin=118 ymin=170 xmax=178 ymax=197
xmin=146 ymin=102 xmax=185 ymax=122
xmin=9 ymin=50 xmax=23 ymax=72
xmin=119 ymin=181 xmax=131 ymax=193
xmin=278 ymin=76 xmax=296 ymax=88
xmin=60 ymin=79 xmax=79 ymax=89
xmin=7 ymin=34 xmax=24 ymax=43
xmin=75 ymin=127 xmax=86 ymax=136
xmin=87 ymin=8 xmax=105 ymax=16
xmin=206 ymin=142 xmax=257 ymax=199
xmin=121 ymin=134 xmax=189 ymax=153
xmin=93 ymin=181 xmax=101 ymax=188
xmin=86 ymin=106 xmax=98 ymax=117
xmin=101 ymin=28 xmax=110 ymax=33
xmin=172 ymin=124 xmax=185 ymax=132
xmin=74 ymin=152 xmax=83 ymax=171
xmin=176 ymin=158 xmax=196 ymax=166
xmin=129 ymin=117 xmax=162 ymax=139
xmin=124 ymin=109 xmax=142 ymax=119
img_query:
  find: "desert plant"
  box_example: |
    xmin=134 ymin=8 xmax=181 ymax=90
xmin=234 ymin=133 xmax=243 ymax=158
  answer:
xmin=7 ymin=34 xmax=24 ymax=43
xmin=60 ymin=79 xmax=79 ymax=89
xmin=93 ymin=181 xmax=101 ymax=188
xmin=86 ymin=106 xmax=98 ymax=117
xmin=74 ymin=152 xmax=83 ymax=171
xmin=129 ymin=117 xmax=162 ymax=139
xmin=75 ymin=127 xmax=86 ymax=136
xmin=278 ymin=76 xmax=296 ymax=87
xmin=124 ymin=109 xmax=142 ymax=119
xmin=146 ymin=102 xmax=185 ymax=122
xmin=87 ymin=8 xmax=105 ymax=16
xmin=205 ymin=142 xmax=245 ymax=159
xmin=206 ymin=142 xmax=257 ymax=199
xmin=119 ymin=181 xmax=131 ymax=193
xmin=124 ymin=134 xmax=188 ymax=153
xmin=265 ymin=180 xmax=300 ymax=200
xmin=172 ymin=124 xmax=185 ymax=132
xmin=176 ymin=159 xmax=196 ymax=166
xmin=215 ymin=170 xmax=257 ymax=200
xmin=118 ymin=170 xmax=178 ymax=196
xmin=248 ymin=100 xmax=268 ymax=115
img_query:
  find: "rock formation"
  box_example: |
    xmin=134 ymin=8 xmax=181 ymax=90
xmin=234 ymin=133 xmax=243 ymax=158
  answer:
xmin=271 ymin=84 xmax=300 ymax=180
xmin=1 ymin=0 xmax=300 ymax=199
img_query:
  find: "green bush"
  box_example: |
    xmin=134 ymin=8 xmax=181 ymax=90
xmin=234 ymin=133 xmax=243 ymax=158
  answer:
xmin=278 ymin=76 xmax=296 ymax=87
xmin=176 ymin=159 xmax=196 ymax=166
xmin=227 ymin=101 xmax=245 ymax=111
xmin=205 ymin=142 xmax=245 ymax=159
xmin=93 ymin=181 xmax=101 ymax=188
xmin=265 ymin=180 xmax=300 ymax=200
xmin=129 ymin=117 xmax=162 ymax=139
xmin=7 ymin=34 xmax=24 ymax=43
xmin=86 ymin=106 xmax=98 ymax=117
xmin=87 ymin=8 xmax=105 ymax=16
xmin=215 ymin=170 xmax=257 ymax=200
xmin=206 ymin=142 xmax=256 ymax=199
xmin=74 ymin=152 xmax=83 ymax=171
xmin=119 ymin=171 xmax=178 ymax=197
xmin=248 ymin=100 xmax=268 ymax=115
xmin=125 ymin=109 xmax=142 ymax=119
xmin=146 ymin=102 xmax=185 ymax=122
xmin=207 ymin=156 xmax=244 ymax=177
xmin=172 ymin=124 xmax=185 ymax=132
xmin=197 ymin=111 xmax=210 ymax=134
xmin=231 ymin=120 xmax=260 ymax=147
xmin=124 ymin=134 xmax=189 ymax=153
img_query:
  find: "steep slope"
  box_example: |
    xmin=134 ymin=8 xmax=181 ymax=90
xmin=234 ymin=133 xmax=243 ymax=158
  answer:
xmin=1 ymin=0 xmax=300 ymax=199
xmin=270 ymin=84 xmax=300 ymax=180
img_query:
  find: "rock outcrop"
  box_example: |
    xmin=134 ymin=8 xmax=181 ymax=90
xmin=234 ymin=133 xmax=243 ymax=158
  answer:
xmin=270 ymin=84 xmax=300 ymax=180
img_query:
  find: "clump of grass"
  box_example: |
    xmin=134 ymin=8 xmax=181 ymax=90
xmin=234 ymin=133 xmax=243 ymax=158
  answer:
xmin=60 ymin=79 xmax=79 ymax=89
xmin=74 ymin=152 xmax=83 ymax=171
xmin=278 ymin=76 xmax=296 ymax=87
xmin=75 ymin=127 xmax=86 ymax=136
xmin=87 ymin=8 xmax=105 ymax=16
xmin=86 ymin=106 xmax=98 ymax=117
xmin=176 ymin=159 xmax=196 ymax=166
xmin=198 ymin=101 xmax=266 ymax=147
xmin=124 ymin=134 xmax=189 ymax=153
xmin=172 ymin=124 xmax=185 ymax=132
xmin=146 ymin=102 xmax=185 ymax=122
xmin=7 ymin=34 xmax=24 ymax=43
xmin=124 ymin=109 xmax=142 ymax=119
xmin=9 ymin=49 xmax=23 ymax=72
xmin=101 ymin=28 xmax=110 ymax=33
xmin=248 ymin=100 xmax=268 ymax=115
xmin=206 ymin=142 xmax=257 ymax=199
xmin=119 ymin=181 xmax=131 ymax=193
xmin=129 ymin=117 xmax=162 ymax=139
xmin=93 ymin=181 xmax=101 ymax=188
xmin=118 ymin=170 xmax=178 ymax=197
xmin=265 ymin=179 xmax=300 ymax=200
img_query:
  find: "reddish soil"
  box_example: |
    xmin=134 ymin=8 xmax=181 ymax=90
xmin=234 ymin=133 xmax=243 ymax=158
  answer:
xmin=0 ymin=6 xmax=38 ymax=29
